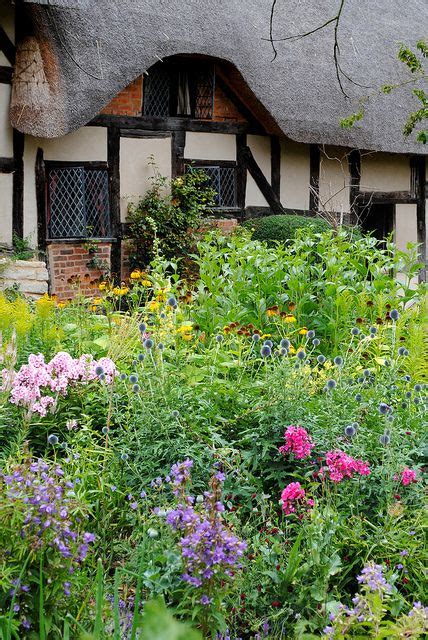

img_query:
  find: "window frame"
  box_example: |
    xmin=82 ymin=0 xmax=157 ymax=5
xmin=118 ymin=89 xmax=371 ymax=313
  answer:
xmin=185 ymin=159 xmax=239 ymax=211
xmin=45 ymin=160 xmax=113 ymax=242
xmin=143 ymin=60 xmax=215 ymax=120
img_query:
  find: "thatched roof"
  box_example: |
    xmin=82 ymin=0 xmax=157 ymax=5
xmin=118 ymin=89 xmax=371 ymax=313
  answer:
xmin=12 ymin=0 xmax=428 ymax=153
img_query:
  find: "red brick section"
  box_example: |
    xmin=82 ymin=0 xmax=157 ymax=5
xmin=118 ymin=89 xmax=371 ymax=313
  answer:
xmin=213 ymin=84 xmax=247 ymax=122
xmin=47 ymin=242 xmax=112 ymax=299
xmin=101 ymin=76 xmax=143 ymax=117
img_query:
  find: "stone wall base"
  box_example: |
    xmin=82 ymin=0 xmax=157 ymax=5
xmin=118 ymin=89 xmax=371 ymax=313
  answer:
xmin=0 ymin=258 xmax=49 ymax=298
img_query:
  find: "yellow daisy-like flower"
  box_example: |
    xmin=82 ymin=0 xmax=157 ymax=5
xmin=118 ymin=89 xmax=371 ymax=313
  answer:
xmin=148 ymin=299 xmax=160 ymax=311
xmin=261 ymin=333 xmax=272 ymax=339
xmin=284 ymin=314 xmax=297 ymax=324
xmin=98 ymin=282 xmax=107 ymax=291
xmin=141 ymin=279 xmax=152 ymax=287
xmin=113 ymin=286 xmax=129 ymax=296
xmin=56 ymin=301 xmax=67 ymax=309
xmin=266 ymin=306 xmax=279 ymax=317
xmin=299 ymin=327 xmax=308 ymax=335
xmin=130 ymin=269 xmax=141 ymax=280
xmin=182 ymin=333 xmax=193 ymax=341
xmin=288 ymin=344 xmax=296 ymax=354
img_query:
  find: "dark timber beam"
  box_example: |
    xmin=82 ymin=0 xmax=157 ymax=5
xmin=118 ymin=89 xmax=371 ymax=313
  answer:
xmin=412 ymin=156 xmax=426 ymax=282
xmin=242 ymin=145 xmax=284 ymax=216
xmin=348 ymin=149 xmax=361 ymax=225
xmin=356 ymin=191 xmax=418 ymax=205
xmin=12 ymin=129 xmax=24 ymax=240
xmin=236 ymin=133 xmax=247 ymax=219
xmin=0 ymin=65 xmax=12 ymax=84
xmin=171 ymin=130 xmax=186 ymax=178
xmin=107 ymin=126 xmax=121 ymax=281
xmin=0 ymin=157 xmax=15 ymax=173
xmin=0 ymin=26 xmax=15 ymax=66
xmin=271 ymin=136 xmax=281 ymax=200
xmin=309 ymin=144 xmax=320 ymax=213
xmin=35 ymin=148 xmax=46 ymax=254
xmin=90 ymin=114 xmax=250 ymax=135
xmin=215 ymin=73 xmax=265 ymax=134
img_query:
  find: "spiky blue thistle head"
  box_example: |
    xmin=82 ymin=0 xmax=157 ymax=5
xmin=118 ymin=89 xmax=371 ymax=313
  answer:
xmin=280 ymin=338 xmax=290 ymax=349
xmin=158 ymin=343 xmax=164 ymax=351
xmin=95 ymin=365 xmax=104 ymax=377
xmin=398 ymin=346 xmax=406 ymax=356
xmin=144 ymin=338 xmax=154 ymax=350
xmin=334 ymin=356 xmax=343 ymax=367
xmin=252 ymin=334 xmax=261 ymax=342
xmin=171 ymin=410 xmax=180 ymax=418
xmin=264 ymin=339 xmax=273 ymax=348
xmin=370 ymin=326 xmax=377 ymax=334
xmin=280 ymin=347 xmax=288 ymax=356
xmin=414 ymin=384 xmax=422 ymax=392
xmin=307 ymin=330 xmax=315 ymax=339
xmin=390 ymin=309 xmax=399 ymax=321
xmin=344 ymin=425 xmax=357 ymax=437
xmin=317 ymin=354 xmax=326 ymax=364
xmin=132 ymin=384 xmax=140 ymax=393
xmin=379 ymin=402 xmax=389 ymax=415
xmin=120 ymin=453 xmax=129 ymax=461
xmin=351 ymin=327 xmax=360 ymax=336
xmin=379 ymin=432 xmax=390 ymax=446
xmin=261 ymin=345 xmax=272 ymax=358
xmin=326 ymin=379 xmax=336 ymax=390
xmin=102 ymin=426 xmax=109 ymax=435
xmin=167 ymin=296 xmax=177 ymax=307
xmin=312 ymin=338 xmax=320 ymax=347
xmin=120 ymin=373 xmax=127 ymax=381
xmin=129 ymin=374 xmax=138 ymax=384
xmin=355 ymin=393 xmax=362 ymax=402
xmin=139 ymin=323 xmax=147 ymax=333
xmin=47 ymin=434 xmax=59 ymax=445
xmin=137 ymin=353 xmax=145 ymax=362
xmin=297 ymin=350 xmax=306 ymax=361
xmin=215 ymin=334 xmax=224 ymax=343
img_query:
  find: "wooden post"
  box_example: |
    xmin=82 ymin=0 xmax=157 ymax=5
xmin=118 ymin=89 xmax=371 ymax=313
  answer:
xmin=271 ymin=135 xmax=281 ymax=201
xmin=309 ymin=144 xmax=320 ymax=214
xmin=242 ymin=145 xmax=284 ymax=215
xmin=107 ymin=126 xmax=121 ymax=281
xmin=348 ymin=149 xmax=361 ymax=225
xmin=171 ymin=130 xmax=186 ymax=178
xmin=35 ymin=147 xmax=46 ymax=254
xmin=12 ymin=129 xmax=24 ymax=240
xmin=412 ymin=156 xmax=426 ymax=282
xmin=236 ymin=133 xmax=247 ymax=220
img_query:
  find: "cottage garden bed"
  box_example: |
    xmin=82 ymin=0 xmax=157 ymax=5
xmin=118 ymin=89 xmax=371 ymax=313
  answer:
xmin=0 ymin=229 xmax=426 ymax=639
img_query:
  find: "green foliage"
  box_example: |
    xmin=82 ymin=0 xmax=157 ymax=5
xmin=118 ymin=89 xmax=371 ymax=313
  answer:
xmin=126 ymin=163 xmax=216 ymax=270
xmin=243 ymin=214 xmax=330 ymax=245
xmin=11 ymin=234 xmax=34 ymax=261
xmin=0 ymin=229 xmax=426 ymax=638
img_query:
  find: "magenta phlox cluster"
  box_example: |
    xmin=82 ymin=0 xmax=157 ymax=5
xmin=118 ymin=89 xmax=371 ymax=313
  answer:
xmin=1 ymin=351 xmax=116 ymax=416
xmin=164 ymin=460 xmax=247 ymax=593
xmin=279 ymin=425 xmax=314 ymax=460
xmin=1 ymin=459 xmax=95 ymax=565
xmin=280 ymin=482 xmax=313 ymax=516
xmin=399 ymin=468 xmax=418 ymax=486
xmin=323 ymin=450 xmax=370 ymax=483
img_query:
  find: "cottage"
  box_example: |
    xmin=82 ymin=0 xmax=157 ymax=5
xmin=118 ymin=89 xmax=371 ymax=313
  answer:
xmin=0 ymin=0 xmax=426 ymax=297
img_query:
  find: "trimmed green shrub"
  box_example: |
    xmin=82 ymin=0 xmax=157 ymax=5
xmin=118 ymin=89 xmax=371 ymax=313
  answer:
xmin=243 ymin=213 xmax=330 ymax=245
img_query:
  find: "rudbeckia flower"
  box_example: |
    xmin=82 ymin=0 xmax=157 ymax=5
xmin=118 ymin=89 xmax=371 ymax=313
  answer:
xmin=284 ymin=314 xmax=297 ymax=324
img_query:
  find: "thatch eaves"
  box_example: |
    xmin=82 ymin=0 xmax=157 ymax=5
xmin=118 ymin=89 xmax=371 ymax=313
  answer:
xmin=10 ymin=0 xmax=428 ymax=154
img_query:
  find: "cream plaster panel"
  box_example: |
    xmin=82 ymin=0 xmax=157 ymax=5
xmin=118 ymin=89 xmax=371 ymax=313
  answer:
xmin=360 ymin=153 xmax=410 ymax=192
xmin=280 ymin=141 xmax=310 ymax=210
xmin=0 ymin=173 xmax=13 ymax=245
xmin=120 ymin=136 xmax=172 ymax=222
xmin=245 ymin=135 xmax=271 ymax=207
xmin=395 ymin=204 xmax=418 ymax=251
xmin=23 ymin=137 xmax=38 ymax=246
xmin=0 ymin=84 xmax=13 ymax=156
xmin=184 ymin=132 xmax=236 ymax=161
xmin=41 ymin=127 xmax=108 ymax=161
xmin=319 ymin=146 xmax=350 ymax=215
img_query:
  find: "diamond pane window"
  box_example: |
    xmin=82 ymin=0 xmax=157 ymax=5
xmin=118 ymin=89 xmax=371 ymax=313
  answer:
xmin=47 ymin=165 xmax=111 ymax=239
xmin=143 ymin=60 xmax=214 ymax=119
xmin=190 ymin=164 xmax=237 ymax=208
xmin=143 ymin=65 xmax=170 ymax=117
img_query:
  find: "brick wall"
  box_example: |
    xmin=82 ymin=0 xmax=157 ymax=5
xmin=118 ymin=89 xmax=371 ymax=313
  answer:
xmin=213 ymin=84 xmax=247 ymax=122
xmin=47 ymin=242 xmax=112 ymax=299
xmin=101 ymin=76 xmax=143 ymax=116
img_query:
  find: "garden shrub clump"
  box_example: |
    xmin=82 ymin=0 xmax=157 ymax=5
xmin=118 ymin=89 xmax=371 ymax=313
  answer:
xmin=0 ymin=228 xmax=426 ymax=639
xmin=243 ymin=214 xmax=330 ymax=245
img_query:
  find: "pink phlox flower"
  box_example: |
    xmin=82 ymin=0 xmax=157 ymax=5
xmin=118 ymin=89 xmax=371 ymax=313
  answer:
xmin=325 ymin=450 xmax=370 ymax=483
xmin=400 ymin=468 xmax=417 ymax=486
xmin=279 ymin=425 xmax=314 ymax=460
xmin=280 ymin=482 xmax=307 ymax=515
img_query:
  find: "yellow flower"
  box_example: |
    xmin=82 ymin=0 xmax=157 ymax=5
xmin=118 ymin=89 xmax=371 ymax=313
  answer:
xmin=130 ymin=270 xmax=141 ymax=280
xmin=148 ymin=299 xmax=160 ymax=311
xmin=177 ymin=323 xmax=193 ymax=334
xmin=266 ymin=305 xmax=279 ymax=317
xmin=299 ymin=327 xmax=308 ymax=335
xmin=182 ymin=333 xmax=193 ymax=341
xmin=57 ymin=301 xmax=67 ymax=309
xmin=141 ymin=279 xmax=152 ymax=287
xmin=113 ymin=286 xmax=129 ymax=296
xmin=260 ymin=333 xmax=271 ymax=339
xmin=288 ymin=344 xmax=296 ymax=354
xmin=284 ymin=314 xmax=297 ymax=324
xmin=98 ymin=282 xmax=107 ymax=291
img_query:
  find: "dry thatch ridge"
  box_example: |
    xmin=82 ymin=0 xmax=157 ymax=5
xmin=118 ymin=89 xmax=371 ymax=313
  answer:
xmin=13 ymin=0 xmax=428 ymax=153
